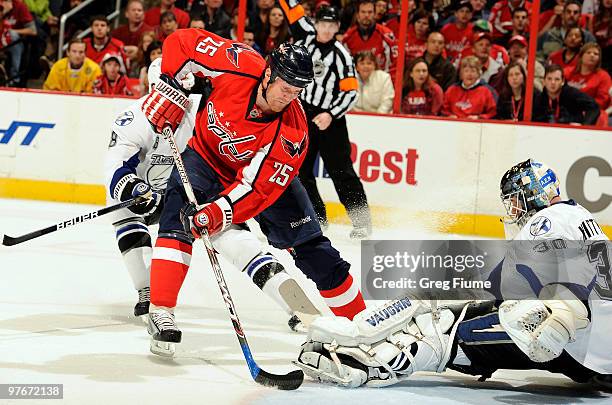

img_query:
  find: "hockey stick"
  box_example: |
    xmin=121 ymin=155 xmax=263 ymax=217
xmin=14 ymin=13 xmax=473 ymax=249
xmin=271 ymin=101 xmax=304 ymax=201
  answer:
xmin=1 ymin=196 xmax=148 ymax=246
xmin=161 ymin=126 xmax=304 ymax=390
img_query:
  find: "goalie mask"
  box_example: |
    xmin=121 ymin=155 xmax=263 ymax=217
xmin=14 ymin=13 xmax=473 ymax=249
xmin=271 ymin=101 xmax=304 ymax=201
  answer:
xmin=500 ymin=159 xmax=560 ymax=228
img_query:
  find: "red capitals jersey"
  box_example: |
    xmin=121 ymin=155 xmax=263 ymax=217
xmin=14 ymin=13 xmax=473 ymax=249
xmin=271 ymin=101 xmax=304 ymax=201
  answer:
xmin=440 ymin=22 xmax=473 ymax=63
xmin=442 ymin=82 xmax=498 ymax=119
xmin=342 ymin=24 xmax=398 ymax=78
xmin=160 ymin=29 xmax=309 ymax=224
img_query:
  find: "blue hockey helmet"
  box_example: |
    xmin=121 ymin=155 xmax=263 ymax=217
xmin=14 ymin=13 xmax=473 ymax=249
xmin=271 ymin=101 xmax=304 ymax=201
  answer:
xmin=268 ymin=42 xmax=314 ymax=88
xmin=500 ymin=159 xmax=560 ymax=227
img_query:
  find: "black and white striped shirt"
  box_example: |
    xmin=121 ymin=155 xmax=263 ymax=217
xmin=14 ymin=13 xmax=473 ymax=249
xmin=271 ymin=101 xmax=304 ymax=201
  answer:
xmin=280 ymin=0 xmax=358 ymax=118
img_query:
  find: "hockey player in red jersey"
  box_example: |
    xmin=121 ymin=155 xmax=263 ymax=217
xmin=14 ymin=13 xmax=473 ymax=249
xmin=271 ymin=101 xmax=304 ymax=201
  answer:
xmin=141 ymin=29 xmax=366 ymax=355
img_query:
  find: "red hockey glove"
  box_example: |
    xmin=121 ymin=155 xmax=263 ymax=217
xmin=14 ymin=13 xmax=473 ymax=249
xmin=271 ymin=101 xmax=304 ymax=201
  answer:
xmin=181 ymin=197 xmax=233 ymax=238
xmin=142 ymin=73 xmax=191 ymax=133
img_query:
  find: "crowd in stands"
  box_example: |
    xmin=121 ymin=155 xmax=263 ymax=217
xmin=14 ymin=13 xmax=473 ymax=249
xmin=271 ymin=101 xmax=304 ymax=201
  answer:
xmin=0 ymin=0 xmax=610 ymax=126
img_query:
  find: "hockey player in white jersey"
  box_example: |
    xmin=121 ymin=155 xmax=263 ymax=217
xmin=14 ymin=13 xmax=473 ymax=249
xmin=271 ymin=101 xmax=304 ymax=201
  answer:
xmin=105 ymin=59 xmax=320 ymax=350
xmin=293 ymin=158 xmax=612 ymax=388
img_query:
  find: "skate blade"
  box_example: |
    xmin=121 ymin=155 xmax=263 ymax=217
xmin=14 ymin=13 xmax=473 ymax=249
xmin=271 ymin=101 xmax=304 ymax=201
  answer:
xmin=150 ymin=339 xmax=176 ymax=358
xmin=139 ymin=315 xmax=149 ymax=325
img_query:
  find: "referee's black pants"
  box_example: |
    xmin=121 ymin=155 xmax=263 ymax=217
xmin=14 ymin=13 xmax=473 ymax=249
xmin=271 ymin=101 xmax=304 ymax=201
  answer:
xmin=298 ymin=107 xmax=371 ymax=229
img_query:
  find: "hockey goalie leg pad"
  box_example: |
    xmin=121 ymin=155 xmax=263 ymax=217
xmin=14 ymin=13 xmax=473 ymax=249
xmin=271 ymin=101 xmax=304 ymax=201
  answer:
xmin=150 ymin=235 xmax=192 ymax=308
xmin=114 ymin=217 xmax=152 ymax=291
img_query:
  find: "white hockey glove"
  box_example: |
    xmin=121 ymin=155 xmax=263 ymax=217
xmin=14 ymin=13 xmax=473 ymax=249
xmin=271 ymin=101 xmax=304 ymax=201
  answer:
xmin=498 ymin=285 xmax=589 ymax=363
xmin=114 ymin=175 xmax=161 ymax=216
xmin=295 ymin=299 xmax=467 ymax=388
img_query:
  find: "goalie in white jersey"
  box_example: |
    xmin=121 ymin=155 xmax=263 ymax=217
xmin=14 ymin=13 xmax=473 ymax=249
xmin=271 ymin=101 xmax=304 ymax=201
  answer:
xmin=293 ymin=158 xmax=612 ymax=389
xmin=104 ymin=59 xmax=320 ymax=341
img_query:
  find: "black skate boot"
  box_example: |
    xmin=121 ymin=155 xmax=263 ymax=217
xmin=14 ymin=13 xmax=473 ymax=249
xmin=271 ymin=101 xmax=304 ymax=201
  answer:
xmin=147 ymin=307 xmax=182 ymax=357
xmin=134 ymin=287 xmax=150 ymax=317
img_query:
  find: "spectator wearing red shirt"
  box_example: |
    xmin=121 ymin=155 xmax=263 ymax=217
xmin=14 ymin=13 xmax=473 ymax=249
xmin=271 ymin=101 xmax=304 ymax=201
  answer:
xmin=564 ymin=43 xmax=611 ymax=125
xmin=547 ymin=26 xmax=584 ymax=70
xmin=440 ymin=0 xmax=473 ymax=63
xmin=459 ymin=19 xmax=509 ymax=67
xmin=404 ymin=9 xmax=433 ymax=62
xmin=156 ymin=11 xmax=178 ymax=42
xmin=538 ymin=0 xmax=592 ymax=35
xmin=383 ymin=0 xmax=416 ymax=37
xmin=488 ymin=0 xmax=531 ymax=40
xmin=93 ymin=53 xmax=133 ymax=96
xmin=1 ymin=0 xmax=36 ymax=86
xmin=144 ymin=0 xmax=190 ymax=29
xmin=537 ymin=1 xmax=597 ymax=62
xmin=83 ymin=15 xmax=128 ymax=69
xmin=401 ymin=57 xmax=444 ymax=116
xmin=443 ymin=55 xmax=498 ymax=119
xmin=343 ymin=0 xmax=397 ymax=78
xmin=374 ymin=0 xmax=390 ymax=24
xmin=494 ymin=6 xmax=529 ymax=48
xmin=112 ymin=0 xmax=153 ymax=50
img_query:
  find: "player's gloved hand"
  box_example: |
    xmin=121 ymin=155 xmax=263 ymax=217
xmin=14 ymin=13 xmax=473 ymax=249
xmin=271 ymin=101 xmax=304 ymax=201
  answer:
xmin=117 ymin=177 xmax=161 ymax=216
xmin=142 ymin=73 xmax=191 ymax=133
xmin=180 ymin=197 xmax=233 ymax=238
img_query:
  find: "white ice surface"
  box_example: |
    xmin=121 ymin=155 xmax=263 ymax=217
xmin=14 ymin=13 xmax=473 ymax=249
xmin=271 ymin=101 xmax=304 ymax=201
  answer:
xmin=0 ymin=198 xmax=610 ymax=404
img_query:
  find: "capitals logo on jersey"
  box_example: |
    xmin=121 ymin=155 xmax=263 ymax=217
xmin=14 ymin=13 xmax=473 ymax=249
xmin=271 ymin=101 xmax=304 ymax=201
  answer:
xmin=206 ymin=102 xmax=255 ymax=161
xmin=530 ymin=216 xmax=552 ymax=237
xmin=226 ymin=43 xmax=255 ymax=68
xmin=281 ymin=133 xmax=307 ymax=158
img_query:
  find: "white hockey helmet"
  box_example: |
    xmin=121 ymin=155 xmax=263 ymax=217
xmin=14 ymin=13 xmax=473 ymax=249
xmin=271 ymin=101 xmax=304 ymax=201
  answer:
xmin=500 ymin=159 xmax=560 ymax=227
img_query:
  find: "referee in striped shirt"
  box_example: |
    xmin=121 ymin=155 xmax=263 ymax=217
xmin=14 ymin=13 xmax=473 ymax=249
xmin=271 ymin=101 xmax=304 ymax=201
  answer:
xmin=279 ymin=0 xmax=372 ymax=239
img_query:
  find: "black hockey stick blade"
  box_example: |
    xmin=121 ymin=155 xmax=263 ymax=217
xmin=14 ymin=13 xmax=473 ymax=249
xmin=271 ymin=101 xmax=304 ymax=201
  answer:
xmin=1 ymin=196 xmax=146 ymax=246
xmin=254 ymin=368 xmax=304 ymax=390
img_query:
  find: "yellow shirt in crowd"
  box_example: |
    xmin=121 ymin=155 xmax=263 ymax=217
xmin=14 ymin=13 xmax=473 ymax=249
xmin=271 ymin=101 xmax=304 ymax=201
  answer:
xmin=43 ymin=57 xmax=101 ymax=93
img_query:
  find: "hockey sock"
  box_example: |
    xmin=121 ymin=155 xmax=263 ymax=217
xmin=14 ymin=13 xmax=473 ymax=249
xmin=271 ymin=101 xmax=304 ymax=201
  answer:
xmin=150 ymin=237 xmax=192 ymax=308
xmin=114 ymin=218 xmax=152 ymax=291
xmin=319 ymin=274 xmax=365 ymax=320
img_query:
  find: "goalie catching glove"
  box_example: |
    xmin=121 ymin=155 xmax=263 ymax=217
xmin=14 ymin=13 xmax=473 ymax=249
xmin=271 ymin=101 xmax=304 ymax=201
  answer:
xmin=498 ymin=284 xmax=589 ymax=363
xmin=180 ymin=197 xmax=233 ymax=238
xmin=113 ymin=175 xmax=161 ymax=216
xmin=142 ymin=73 xmax=191 ymax=133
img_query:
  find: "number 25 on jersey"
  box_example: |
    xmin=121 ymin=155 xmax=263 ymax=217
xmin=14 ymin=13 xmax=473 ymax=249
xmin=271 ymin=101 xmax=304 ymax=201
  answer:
xmin=269 ymin=162 xmax=294 ymax=187
xmin=196 ymin=37 xmax=224 ymax=57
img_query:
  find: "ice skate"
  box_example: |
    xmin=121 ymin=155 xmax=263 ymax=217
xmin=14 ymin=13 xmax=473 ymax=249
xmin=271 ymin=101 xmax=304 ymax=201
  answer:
xmin=134 ymin=287 xmax=150 ymax=320
xmin=147 ymin=306 xmax=181 ymax=357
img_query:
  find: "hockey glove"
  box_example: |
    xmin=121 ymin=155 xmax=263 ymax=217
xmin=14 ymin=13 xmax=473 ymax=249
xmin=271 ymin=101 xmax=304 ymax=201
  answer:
xmin=142 ymin=73 xmax=191 ymax=133
xmin=115 ymin=176 xmax=161 ymax=216
xmin=180 ymin=197 xmax=233 ymax=238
